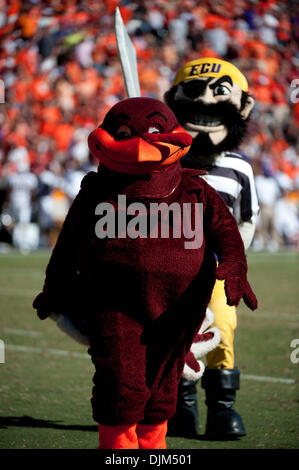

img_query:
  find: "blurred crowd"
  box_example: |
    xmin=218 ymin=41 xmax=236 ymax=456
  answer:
xmin=0 ymin=0 xmax=298 ymax=252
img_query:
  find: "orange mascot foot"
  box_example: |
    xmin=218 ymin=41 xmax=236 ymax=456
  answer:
xmin=98 ymin=424 xmax=139 ymax=449
xmin=136 ymin=421 xmax=168 ymax=449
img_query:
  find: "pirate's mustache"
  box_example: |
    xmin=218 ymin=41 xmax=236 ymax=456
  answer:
xmin=172 ymin=100 xmax=245 ymax=127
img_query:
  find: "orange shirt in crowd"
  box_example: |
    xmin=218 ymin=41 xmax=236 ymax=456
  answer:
xmin=293 ymin=102 xmax=299 ymax=125
xmin=75 ymin=68 xmax=102 ymax=99
xmin=246 ymin=39 xmax=268 ymax=60
xmin=65 ymin=61 xmax=83 ymax=85
xmin=139 ymin=66 xmax=160 ymax=93
xmin=103 ymin=0 xmax=119 ymax=15
xmin=253 ymin=131 xmax=268 ymax=148
xmin=264 ymin=56 xmax=279 ymax=77
xmin=118 ymin=6 xmax=133 ymax=23
xmin=103 ymin=73 xmax=124 ymax=97
xmin=18 ymin=13 xmax=39 ymax=38
xmin=5 ymin=131 xmax=27 ymax=148
xmin=30 ymin=76 xmax=54 ymax=101
xmin=40 ymin=107 xmax=63 ymax=137
xmin=279 ymin=158 xmax=295 ymax=180
xmin=11 ymin=81 xmax=28 ymax=104
xmin=55 ymin=123 xmax=74 ymax=151
xmin=15 ymin=48 xmax=38 ymax=76
xmin=42 ymin=106 xmax=62 ymax=124
xmin=204 ymin=14 xmax=231 ymax=30
xmin=272 ymin=138 xmax=289 ymax=157
xmin=135 ymin=43 xmax=153 ymax=62
xmin=6 ymin=108 xmax=19 ymax=122
xmin=276 ymin=14 xmax=292 ymax=43
xmin=97 ymin=33 xmax=118 ymax=58
xmin=229 ymin=28 xmax=247 ymax=46
xmin=272 ymin=83 xmax=288 ymax=105
xmin=254 ymin=85 xmax=273 ymax=105
xmin=199 ymin=47 xmax=219 ymax=58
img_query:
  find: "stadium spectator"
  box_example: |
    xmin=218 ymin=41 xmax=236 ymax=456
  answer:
xmin=255 ymin=166 xmax=283 ymax=251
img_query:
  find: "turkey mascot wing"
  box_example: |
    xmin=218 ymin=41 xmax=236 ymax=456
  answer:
xmin=33 ymin=97 xmax=257 ymax=449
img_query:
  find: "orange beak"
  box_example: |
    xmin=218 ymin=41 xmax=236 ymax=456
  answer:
xmin=88 ymin=126 xmax=192 ymax=174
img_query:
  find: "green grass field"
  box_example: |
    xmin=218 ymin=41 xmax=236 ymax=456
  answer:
xmin=0 ymin=250 xmax=298 ymax=450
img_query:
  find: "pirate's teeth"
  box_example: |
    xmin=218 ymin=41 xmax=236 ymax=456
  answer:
xmin=189 ymin=119 xmax=222 ymax=126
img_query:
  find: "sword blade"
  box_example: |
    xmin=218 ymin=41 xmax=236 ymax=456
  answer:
xmin=114 ymin=7 xmax=141 ymax=98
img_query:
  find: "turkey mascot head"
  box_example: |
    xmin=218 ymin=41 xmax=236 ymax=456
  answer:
xmin=88 ymin=97 xmax=192 ymax=175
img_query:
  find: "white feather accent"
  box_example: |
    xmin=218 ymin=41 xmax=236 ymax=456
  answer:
xmin=183 ymin=360 xmax=205 ymax=381
xmin=190 ymin=326 xmax=221 ymax=358
xmin=199 ymin=307 xmax=214 ymax=333
xmin=50 ymin=313 xmax=90 ymax=346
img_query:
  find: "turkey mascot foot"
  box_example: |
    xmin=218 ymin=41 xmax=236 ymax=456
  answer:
xmin=33 ymin=98 xmax=257 ymax=449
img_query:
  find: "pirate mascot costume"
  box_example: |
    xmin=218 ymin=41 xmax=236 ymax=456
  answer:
xmin=165 ymin=58 xmax=260 ymax=439
xmin=33 ymin=97 xmax=257 ymax=449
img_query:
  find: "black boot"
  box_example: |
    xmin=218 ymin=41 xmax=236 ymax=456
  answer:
xmin=202 ymin=368 xmax=246 ymax=439
xmin=167 ymin=378 xmax=199 ymax=438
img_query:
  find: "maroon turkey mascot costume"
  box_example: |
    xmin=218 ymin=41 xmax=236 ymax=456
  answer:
xmin=33 ymin=97 xmax=257 ymax=449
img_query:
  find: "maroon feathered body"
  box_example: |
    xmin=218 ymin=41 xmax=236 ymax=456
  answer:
xmin=35 ymin=161 xmax=247 ymax=425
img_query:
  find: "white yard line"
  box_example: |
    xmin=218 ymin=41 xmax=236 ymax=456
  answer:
xmin=0 ymin=266 xmax=44 ymax=272
xmin=239 ymin=310 xmax=299 ymax=322
xmin=4 ymin=328 xmax=42 ymax=337
xmin=3 ymin=344 xmax=296 ymax=384
xmin=248 ymin=252 xmax=298 ymax=263
xmin=249 ymin=252 xmax=297 ymax=256
xmin=5 ymin=344 xmax=89 ymax=359
xmin=242 ymin=374 xmax=295 ymax=384
xmin=0 ymin=287 xmax=37 ymax=297
xmin=248 ymin=258 xmax=297 ymax=263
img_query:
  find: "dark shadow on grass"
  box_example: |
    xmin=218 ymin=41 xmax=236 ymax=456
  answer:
xmin=0 ymin=416 xmax=97 ymax=432
xmin=167 ymin=430 xmax=200 ymax=440
xmin=198 ymin=434 xmax=243 ymax=441
xmin=1 ymin=417 xmax=243 ymax=441
xmin=167 ymin=430 xmax=242 ymax=442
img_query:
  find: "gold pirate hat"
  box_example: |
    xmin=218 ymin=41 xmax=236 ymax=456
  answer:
xmin=173 ymin=57 xmax=248 ymax=92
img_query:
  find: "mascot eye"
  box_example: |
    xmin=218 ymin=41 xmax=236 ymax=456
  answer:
xmin=116 ymin=125 xmax=132 ymax=139
xmin=214 ymin=85 xmax=230 ymax=96
xmin=148 ymin=126 xmax=160 ymax=134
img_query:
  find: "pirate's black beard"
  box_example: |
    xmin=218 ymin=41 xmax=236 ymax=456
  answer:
xmin=165 ymin=93 xmax=249 ymax=168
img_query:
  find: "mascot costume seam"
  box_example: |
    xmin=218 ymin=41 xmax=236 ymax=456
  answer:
xmin=165 ymin=57 xmax=260 ymax=439
xmin=33 ymin=97 xmax=258 ymax=449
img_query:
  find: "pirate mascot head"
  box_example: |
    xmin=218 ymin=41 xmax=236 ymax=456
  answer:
xmin=164 ymin=57 xmax=255 ymax=168
xmin=165 ymin=59 xmax=259 ymax=441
